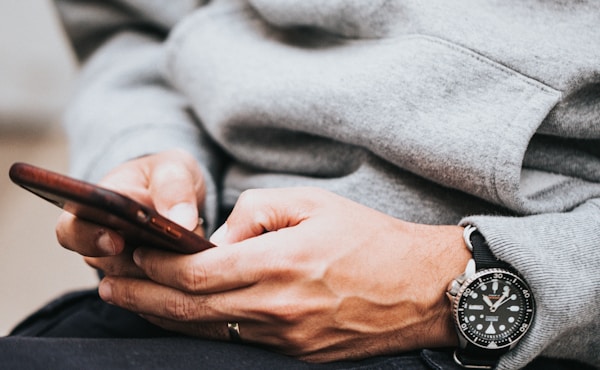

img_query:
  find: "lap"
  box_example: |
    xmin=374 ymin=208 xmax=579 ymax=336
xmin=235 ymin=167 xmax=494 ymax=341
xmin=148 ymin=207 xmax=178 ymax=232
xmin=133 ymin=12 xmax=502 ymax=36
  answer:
xmin=5 ymin=289 xmax=444 ymax=370
xmin=2 ymin=289 xmax=586 ymax=370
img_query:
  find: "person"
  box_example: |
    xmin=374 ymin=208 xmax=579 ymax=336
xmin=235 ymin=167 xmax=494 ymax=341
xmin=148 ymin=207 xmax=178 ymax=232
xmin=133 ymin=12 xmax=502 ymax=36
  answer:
xmin=2 ymin=1 xmax=599 ymax=369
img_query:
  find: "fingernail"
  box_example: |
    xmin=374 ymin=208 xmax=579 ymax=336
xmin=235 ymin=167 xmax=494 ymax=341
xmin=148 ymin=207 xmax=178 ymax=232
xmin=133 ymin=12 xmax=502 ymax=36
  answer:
xmin=167 ymin=202 xmax=197 ymax=230
xmin=132 ymin=249 xmax=142 ymax=266
xmin=209 ymin=223 xmax=228 ymax=245
xmin=97 ymin=230 xmax=116 ymax=255
xmin=98 ymin=280 xmax=113 ymax=303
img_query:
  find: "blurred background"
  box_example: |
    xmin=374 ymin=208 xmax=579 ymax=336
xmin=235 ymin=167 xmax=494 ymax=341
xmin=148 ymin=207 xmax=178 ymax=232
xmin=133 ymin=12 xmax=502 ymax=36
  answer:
xmin=0 ymin=0 xmax=97 ymax=335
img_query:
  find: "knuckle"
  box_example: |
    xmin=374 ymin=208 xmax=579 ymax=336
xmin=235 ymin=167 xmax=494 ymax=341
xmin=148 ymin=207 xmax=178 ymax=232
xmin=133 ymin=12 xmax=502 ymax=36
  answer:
xmin=120 ymin=285 xmax=139 ymax=310
xmin=157 ymin=153 xmax=191 ymax=178
xmin=236 ymin=189 xmax=259 ymax=207
xmin=269 ymin=295 xmax=305 ymax=324
xmin=142 ymin=255 xmax=161 ymax=279
xmin=164 ymin=293 xmax=195 ymax=321
xmin=265 ymin=253 xmax=300 ymax=280
xmin=281 ymin=328 xmax=312 ymax=352
xmin=279 ymin=306 xmax=304 ymax=325
xmin=178 ymin=261 xmax=209 ymax=293
xmin=153 ymin=161 xmax=192 ymax=188
xmin=236 ymin=189 xmax=273 ymax=227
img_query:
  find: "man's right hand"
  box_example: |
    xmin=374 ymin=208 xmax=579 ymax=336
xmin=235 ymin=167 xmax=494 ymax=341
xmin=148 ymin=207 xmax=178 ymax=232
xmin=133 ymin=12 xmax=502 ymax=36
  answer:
xmin=55 ymin=149 xmax=207 ymax=277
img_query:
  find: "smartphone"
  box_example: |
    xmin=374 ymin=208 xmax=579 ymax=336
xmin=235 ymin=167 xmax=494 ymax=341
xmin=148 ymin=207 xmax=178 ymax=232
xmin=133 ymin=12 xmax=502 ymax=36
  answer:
xmin=9 ymin=162 xmax=215 ymax=254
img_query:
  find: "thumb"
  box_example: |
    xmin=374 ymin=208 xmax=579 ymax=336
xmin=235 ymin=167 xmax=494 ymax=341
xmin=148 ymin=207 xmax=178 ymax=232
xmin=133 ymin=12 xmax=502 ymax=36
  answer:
xmin=149 ymin=159 xmax=204 ymax=231
xmin=166 ymin=202 xmax=198 ymax=231
xmin=210 ymin=188 xmax=312 ymax=245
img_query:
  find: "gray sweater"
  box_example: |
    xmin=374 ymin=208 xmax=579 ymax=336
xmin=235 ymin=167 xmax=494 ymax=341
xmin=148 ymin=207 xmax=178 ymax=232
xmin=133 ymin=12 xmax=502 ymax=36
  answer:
xmin=55 ymin=1 xmax=600 ymax=369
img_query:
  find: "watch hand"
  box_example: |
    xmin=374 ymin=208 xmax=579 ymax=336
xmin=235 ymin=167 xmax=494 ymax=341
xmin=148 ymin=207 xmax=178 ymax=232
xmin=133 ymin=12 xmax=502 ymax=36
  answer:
xmin=491 ymin=290 xmax=511 ymax=311
xmin=483 ymin=295 xmax=494 ymax=308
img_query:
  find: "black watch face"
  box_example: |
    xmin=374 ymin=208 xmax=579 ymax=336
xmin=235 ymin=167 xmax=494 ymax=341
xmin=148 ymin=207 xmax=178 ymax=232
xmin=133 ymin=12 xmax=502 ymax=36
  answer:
xmin=454 ymin=268 xmax=535 ymax=349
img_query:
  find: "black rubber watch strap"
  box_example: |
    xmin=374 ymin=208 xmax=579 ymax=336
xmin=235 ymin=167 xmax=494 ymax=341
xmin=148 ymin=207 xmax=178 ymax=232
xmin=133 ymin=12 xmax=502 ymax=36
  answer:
xmin=455 ymin=345 xmax=507 ymax=369
xmin=469 ymin=229 xmax=510 ymax=270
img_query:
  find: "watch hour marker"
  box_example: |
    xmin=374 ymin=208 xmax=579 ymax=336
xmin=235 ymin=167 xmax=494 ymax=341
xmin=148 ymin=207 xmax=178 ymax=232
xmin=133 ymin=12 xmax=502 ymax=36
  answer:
xmin=508 ymin=306 xmax=520 ymax=312
xmin=485 ymin=322 xmax=496 ymax=334
xmin=508 ymin=317 xmax=515 ymax=323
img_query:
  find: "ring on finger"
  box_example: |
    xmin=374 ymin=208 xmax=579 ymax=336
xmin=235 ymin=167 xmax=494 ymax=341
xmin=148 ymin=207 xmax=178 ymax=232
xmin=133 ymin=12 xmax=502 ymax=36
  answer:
xmin=227 ymin=322 xmax=242 ymax=342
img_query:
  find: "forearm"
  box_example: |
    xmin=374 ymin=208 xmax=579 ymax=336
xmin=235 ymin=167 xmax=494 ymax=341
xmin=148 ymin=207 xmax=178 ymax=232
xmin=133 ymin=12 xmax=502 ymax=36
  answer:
xmin=461 ymin=198 xmax=600 ymax=369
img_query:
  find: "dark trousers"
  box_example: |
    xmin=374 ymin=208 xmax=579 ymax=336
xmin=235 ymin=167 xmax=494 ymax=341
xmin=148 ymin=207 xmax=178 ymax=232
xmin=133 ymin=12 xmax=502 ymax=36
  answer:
xmin=1 ymin=289 xmax=590 ymax=370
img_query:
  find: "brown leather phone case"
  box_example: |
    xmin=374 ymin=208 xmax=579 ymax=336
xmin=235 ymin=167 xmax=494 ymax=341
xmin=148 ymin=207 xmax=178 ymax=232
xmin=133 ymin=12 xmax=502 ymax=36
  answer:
xmin=9 ymin=162 xmax=215 ymax=254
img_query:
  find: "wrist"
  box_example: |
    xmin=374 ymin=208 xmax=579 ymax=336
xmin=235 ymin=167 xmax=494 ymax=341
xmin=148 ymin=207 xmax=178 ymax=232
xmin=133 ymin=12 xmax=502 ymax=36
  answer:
xmin=406 ymin=224 xmax=472 ymax=349
xmin=435 ymin=225 xmax=473 ymax=347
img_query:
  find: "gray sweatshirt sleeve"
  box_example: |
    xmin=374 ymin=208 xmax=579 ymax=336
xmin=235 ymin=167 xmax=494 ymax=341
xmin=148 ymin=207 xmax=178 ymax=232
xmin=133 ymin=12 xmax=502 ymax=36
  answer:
xmin=54 ymin=0 xmax=222 ymax=231
xmin=461 ymin=198 xmax=600 ymax=369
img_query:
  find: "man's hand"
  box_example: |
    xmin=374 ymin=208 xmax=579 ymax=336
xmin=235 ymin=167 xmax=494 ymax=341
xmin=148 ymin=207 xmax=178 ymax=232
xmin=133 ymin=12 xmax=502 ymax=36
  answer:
xmin=97 ymin=187 xmax=471 ymax=362
xmin=55 ymin=149 xmax=207 ymax=276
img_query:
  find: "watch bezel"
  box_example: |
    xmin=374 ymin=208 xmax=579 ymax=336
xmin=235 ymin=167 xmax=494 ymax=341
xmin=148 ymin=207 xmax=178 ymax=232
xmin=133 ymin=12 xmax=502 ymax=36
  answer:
xmin=452 ymin=268 xmax=535 ymax=350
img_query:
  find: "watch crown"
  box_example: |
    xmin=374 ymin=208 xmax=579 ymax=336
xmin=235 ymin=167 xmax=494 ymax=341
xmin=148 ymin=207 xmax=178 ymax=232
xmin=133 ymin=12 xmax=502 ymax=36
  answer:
xmin=447 ymin=280 xmax=462 ymax=297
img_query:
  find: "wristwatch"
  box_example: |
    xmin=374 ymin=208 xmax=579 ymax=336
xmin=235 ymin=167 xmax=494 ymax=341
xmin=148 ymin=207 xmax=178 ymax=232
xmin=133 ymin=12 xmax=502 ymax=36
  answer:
xmin=447 ymin=225 xmax=535 ymax=369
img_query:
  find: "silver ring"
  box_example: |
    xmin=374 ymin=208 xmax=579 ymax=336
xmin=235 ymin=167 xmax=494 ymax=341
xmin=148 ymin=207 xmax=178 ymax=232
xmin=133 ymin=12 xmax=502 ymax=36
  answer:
xmin=227 ymin=322 xmax=242 ymax=342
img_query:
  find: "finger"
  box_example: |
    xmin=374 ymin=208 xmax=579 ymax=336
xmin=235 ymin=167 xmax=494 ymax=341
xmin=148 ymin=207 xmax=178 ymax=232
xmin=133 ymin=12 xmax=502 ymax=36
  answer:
xmin=98 ymin=276 xmax=280 ymax=344
xmin=99 ymin=276 xmax=240 ymax=322
xmin=148 ymin=151 xmax=205 ymax=231
xmin=56 ymin=211 xmax=125 ymax=257
xmin=84 ymin=251 xmax=145 ymax=278
xmin=98 ymin=163 xmax=152 ymax=205
xmin=133 ymin=244 xmax=259 ymax=293
xmin=99 ymin=277 xmax=308 ymax=349
xmin=136 ymin=221 xmax=311 ymax=293
xmin=210 ymin=188 xmax=316 ymax=245
xmin=98 ymin=276 xmax=315 ymax=347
